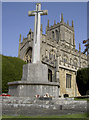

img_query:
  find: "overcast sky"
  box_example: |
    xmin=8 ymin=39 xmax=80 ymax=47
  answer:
xmin=2 ymin=2 xmax=88 ymax=57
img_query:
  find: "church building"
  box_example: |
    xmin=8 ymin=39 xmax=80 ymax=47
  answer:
xmin=18 ymin=13 xmax=88 ymax=97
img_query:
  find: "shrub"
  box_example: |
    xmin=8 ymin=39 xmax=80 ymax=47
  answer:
xmin=2 ymin=55 xmax=26 ymax=93
xmin=76 ymin=67 xmax=89 ymax=95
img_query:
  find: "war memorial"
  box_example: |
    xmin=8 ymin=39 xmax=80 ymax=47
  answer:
xmin=2 ymin=3 xmax=88 ymax=117
xmin=8 ymin=3 xmax=88 ymax=98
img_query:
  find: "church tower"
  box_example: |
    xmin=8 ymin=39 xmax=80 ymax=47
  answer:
xmin=18 ymin=12 xmax=88 ymax=97
xmin=46 ymin=13 xmax=75 ymax=48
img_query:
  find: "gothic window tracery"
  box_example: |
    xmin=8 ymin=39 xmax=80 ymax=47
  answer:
xmin=49 ymin=52 xmax=53 ymax=60
xmin=70 ymin=58 xmax=72 ymax=64
xmin=55 ymin=30 xmax=59 ymax=42
xmin=48 ymin=69 xmax=52 ymax=82
xmin=52 ymin=31 xmax=55 ymax=39
xmin=73 ymin=58 xmax=78 ymax=66
xmin=45 ymin=50 xmax=48 ymax=58
xmin=49 ymin=49 xmax=56 ymax=60
xmin=63 ymin=55 xmax=68 ymax=63
xmin=24 ymin=47 xmax=32 ymax=63
xmin=83 ymin=61 xmax=86 ymax=67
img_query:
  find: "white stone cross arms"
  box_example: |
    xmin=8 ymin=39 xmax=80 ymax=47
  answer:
xmin=28 ymin=3 xmax=48 ymax=63
xmin=28 ymin=4 xmax=48 ymax=16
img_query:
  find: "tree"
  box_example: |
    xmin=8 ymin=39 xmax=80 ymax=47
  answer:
xmin=76 ymin=67 xmax=89 ymax=95
xmin=2 ymin=55 xmax=26 ymax=93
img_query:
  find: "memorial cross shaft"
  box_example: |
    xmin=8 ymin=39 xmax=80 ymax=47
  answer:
xmin=28 ymin=3 xmax=48 ymax=63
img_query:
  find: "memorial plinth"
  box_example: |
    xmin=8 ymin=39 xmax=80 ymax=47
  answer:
xmin=22 ymin=63 xmax=48 ymax=82
xmin=8 ymin=3 xmax=59 ymax=97
xmin=8 ymin=63 xmax=59 ymax=97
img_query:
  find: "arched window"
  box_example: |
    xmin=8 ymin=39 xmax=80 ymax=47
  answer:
xmin=52 ymin=31 xmax=55 ymax=39
xmin=63 ymin=55 xmax=68 ymax=63
xmin=45 ymin=50 xmax=48 ymax=58
xmin=70 ymin=58 xmax=72 ymax=64
xmin=49 ymin=49 xmax=56 ymax=60
xmin=49 ymin=52 xmax=53 ymax=60
xmin=48 ymin=69 xmax=52 ymax=82
xmin=24 ymin=47 xmax=32 ymax=63
xmin=56 ymin=30 xmax=59 ymax=42
xmin=73 ymin=58 xmax=78 ymax=67
xmin=83 ymin=61 xmax=86 ymax=67
xmin=64 ymin=58 xmax=67 ymax=63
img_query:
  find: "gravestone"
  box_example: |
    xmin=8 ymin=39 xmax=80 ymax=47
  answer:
xmin=8 ymin=3 xmax=59 ymax=97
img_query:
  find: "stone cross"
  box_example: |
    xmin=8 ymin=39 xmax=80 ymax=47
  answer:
xmin=28 ymin=3 xmax=48 ymax=63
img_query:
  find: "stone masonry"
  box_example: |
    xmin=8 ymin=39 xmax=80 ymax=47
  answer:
xmin=18 ymin=13 xmax=88 ymax=97
xmin=8 ymin=3 xmax=59 ymax=98
xmin=2 ymin=96 xmax=87 ymax=116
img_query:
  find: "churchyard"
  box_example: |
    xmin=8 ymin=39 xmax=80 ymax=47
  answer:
xmin=1 ymin=2 xmax=89 ymax=119
xmin=1 ymin=96 xmax=88 ymax=117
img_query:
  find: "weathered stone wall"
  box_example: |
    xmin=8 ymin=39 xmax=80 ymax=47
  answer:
xmin=60 ymin=23 xmax=74 ymax=47
xmin=2 ymin=97 xmax=87 ymax=116
xmin=59 ymin=68 xmax=77 ymax=97
xmin=8 ymin=83 xmax=59 ymax=97
xmin=18 ymin=16 xmax=88 ymax=97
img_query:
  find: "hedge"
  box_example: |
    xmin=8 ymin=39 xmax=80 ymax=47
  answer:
xmin=76 ymin=67 xmax=89 ymax=95
xmin=2 ymin=55 xmax=26 ymax=93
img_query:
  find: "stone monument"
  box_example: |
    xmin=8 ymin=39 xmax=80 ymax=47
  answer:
xmin=8 ymin=3 xmax=59 ymax=97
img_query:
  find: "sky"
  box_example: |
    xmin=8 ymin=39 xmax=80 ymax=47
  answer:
xmin=87 ymin=2 xmax=89 ymax=38
xmin=2 ymin=2 xmax=88 ymax=57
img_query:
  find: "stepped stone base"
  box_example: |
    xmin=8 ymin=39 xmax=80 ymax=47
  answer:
xmin=2 ymin=97 xmax=87 ymax=116
xmin=8 ymin=81 xmax=59 ymax=97
xmin=8 ymin=63 xmax=59 ymax=97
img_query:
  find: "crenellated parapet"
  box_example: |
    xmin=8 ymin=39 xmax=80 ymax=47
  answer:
xmin=18 ymin=12 xmax=88 ymax=70
xmin=17 ymin=8 xmax=89 ymax=98
xmin=46 ymin=13 xmax=75 ymax=49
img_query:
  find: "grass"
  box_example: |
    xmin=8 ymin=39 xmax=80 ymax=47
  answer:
xmin=2 ymin=113 xmax=89 ymax=119
xmin=74 ymin=97 xmax=89 ymax=101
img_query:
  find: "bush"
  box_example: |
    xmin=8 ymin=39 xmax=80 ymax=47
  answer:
xmin=76 ymin=67 xmax=89 ymax=95
xmin=2 ymin=55 xmax=26 ymax=93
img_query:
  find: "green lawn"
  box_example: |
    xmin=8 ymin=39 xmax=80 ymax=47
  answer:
xmin=74 ymin=97 xmax=89 ymax=101
xmin=2 ymin=113 xmax=89 ymax=119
